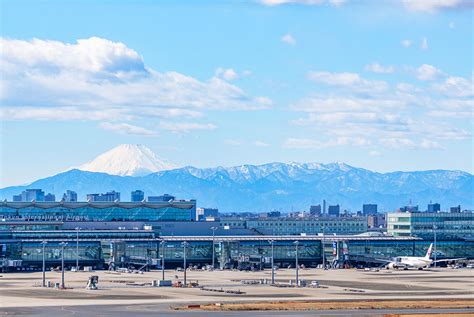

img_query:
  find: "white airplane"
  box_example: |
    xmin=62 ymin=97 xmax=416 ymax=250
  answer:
xmin=384 ymin=243 xmax=465 ymax=270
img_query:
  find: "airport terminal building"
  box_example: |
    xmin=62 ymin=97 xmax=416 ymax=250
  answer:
xmin=1 ymin=201 xmax=473 ymax=271
xmin=387 ymin=211 xmax=474 ymax=239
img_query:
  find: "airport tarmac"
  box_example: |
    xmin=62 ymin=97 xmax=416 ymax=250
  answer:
xmin=0 ymin=268 xmax=473 ymax=315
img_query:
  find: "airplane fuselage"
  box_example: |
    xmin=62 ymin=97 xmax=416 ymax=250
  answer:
xmin=397 ymin=257 xmax=432 ymax=269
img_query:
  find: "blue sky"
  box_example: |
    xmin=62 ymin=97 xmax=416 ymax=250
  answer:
xmin=1 ymin=0 xmax=473 ymax=187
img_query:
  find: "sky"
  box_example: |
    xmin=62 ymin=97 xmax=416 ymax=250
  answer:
xmin=0 ymin=0 xmax=473 ymax=187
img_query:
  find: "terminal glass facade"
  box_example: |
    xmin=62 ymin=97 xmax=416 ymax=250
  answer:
xmin=0 ymin=201 xmax=196 ymax=222
xmin=245 ymin=218 xmax=367 ymax=235
xmin=347 ymin=240 xmax=474 ymax=259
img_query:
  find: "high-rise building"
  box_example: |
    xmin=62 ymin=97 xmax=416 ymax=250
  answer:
xmin=328 ymin=205 xmax=340 ymax=217
xmin=323 ymin=200 xmax=327 ymax=214
xmin=44 ymin=193 xmax=56 ymax=202
xmin=427 ymin=203 xmax=441 ymax=212
xmin=362 ymin=204 xmax=377 ymax=216
xmin=62 ymin=190 xmax=78 ymax=202
xmin=148 ymin=194 xmax=175 ymax=202
xmin=196 ymin=207 xmax=219 ymax=221
xmin=400 ymin=205 xmax=419 ymax=212
xmin=368 ymin=214 xmax=386 ymax=228
xmin=16 ymin=189 xmax=45 ymax=202
xmin=450 ymin=205 xmax=461 ymax=213
xmin=131 ymin=190 xmax=145 ymax=202
xmin=266 ymin=211 xmax=281 ymax=218
xmin=87 ymin=191 xmax=120 ymax=202
xmin=310 ymin=204 xmax=322 ymax=216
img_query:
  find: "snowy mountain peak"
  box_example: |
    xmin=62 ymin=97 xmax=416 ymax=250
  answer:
xmin=76 ymin=144 xmax=176 ymax=176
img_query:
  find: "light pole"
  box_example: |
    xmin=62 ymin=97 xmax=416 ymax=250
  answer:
xmin=294 ymin=241 xmax=299 ymax=287
xmin=41 ymin=241 xmax=47 ymax=287
xmin=211 ymin=226 xmax=217 ymax=269
xmin=60 ymin=242 xmax=68 ymax=289
xmin=269 ymin=239 xmax=275 ymax=285
xmin=433 ymin=225 xmax=437 ymax=268
xmin=160 ymin=239 xmax=166 ymax=281
xmin=182 ymin=241 xmax=188 ymax=287
xmin=75 ymin=227 xmax=80 ymax=271
xmin=322 ymin=225 xmax=326 ymax=269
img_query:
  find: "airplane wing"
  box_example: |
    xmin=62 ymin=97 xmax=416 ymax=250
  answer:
xmin=432 ymin=258 xmax=466 ymax=263
xmin=374 ymin=259 xmax=408 ymax=269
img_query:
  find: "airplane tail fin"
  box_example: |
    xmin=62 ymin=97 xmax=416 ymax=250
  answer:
xmin=425 ymin=243 xmax=433 ymax=259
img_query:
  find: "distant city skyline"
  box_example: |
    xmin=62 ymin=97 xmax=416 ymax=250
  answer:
xmin=6 ymin=185 xmax=467 ymax=215
xmin=1 ymin=1 xmax=473 ymax=187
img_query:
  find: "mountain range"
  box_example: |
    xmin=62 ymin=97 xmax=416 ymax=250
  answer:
xmin=1 ymin=144 xmax=472 ymax=212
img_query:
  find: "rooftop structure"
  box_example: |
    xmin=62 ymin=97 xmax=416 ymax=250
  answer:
xmin=87 ymin=191 xmax=120 ymax=202
xmin=148 ymin=194 xmax=175 ymax=202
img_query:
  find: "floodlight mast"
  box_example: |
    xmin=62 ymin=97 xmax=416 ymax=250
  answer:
xmin=60 ymin=242 xmax=68 ymax=288
xmin=41 ymin=241 xmax=48 ymax=287
xmin=294 ymin=241 xmax=299 ymax=287
xmin=269 ymin=239 xmax=275 ymax=285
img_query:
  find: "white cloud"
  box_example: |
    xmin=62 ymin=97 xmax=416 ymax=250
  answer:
xmin=396 ymin=83 xmax=420 ymax=93
xmin=242 ymin=70 xmax=252 ymax=77
xmin=421 ymin=37 xmax=429 ymax=50
xmin=260 ymin=0 xmax=471 ymax=12
xmin=369 ymin=150 xmax=381 ymax=157
xmin=291 ymin=64 xmax=471 ymax=154
xmin=0 ymin=106 xmax=132 ymax=121
xmin=420 ymin=139 xmax=445 ymax=150
xmin=1 ymin=37 xmax=146 ymax=75
xmin=100 ymin=122 xmax=158 ymax=136
xmin=215 ymin=68 xmax=239 ymax=81
xmin=401 ymin=39 xmax=413 ymax=48
xmin=416 ymin=64 xmax=441 ymax=80
xmin=380 ymin=138 xmax=416 ymax=149
xmin=289 ymin=92 xmax=470 ymax=149
xmin=0 ymin=37 xmax=271 ymax=123
xmin=159 ymin=122 xmax=217 ymax=133
xmin=283 ymin=138 xmax=325 ymax=149
xmin=333 ymin=136 xmax=371 ymax=146
xmin=402 ymin=0 xmax=470 ymax=13
xmin=224 ymin=139 xmax=243 ymax=146
xmin=283 ymin=136 xmax=370 ymax=149
xmin=428 ymin=110 xmax=473 ymax=119
xmin=281 ymin=33 xmax=296 ymax=45
xmin=433 ymin=76 xmax=474 ymax=97
xmin=329 ymin=0 xmax=347 ymax=6
xmin=428 ymin=99 xmax=474 ymax=119
xmin=421 ymin=125 xmax=471 ymax=140
xmin=379 ymin=138 xmax=444 ymax=150
xmin=254 ymin=96 xmax=273 ymax=106
xmin=307 ymin=71 xmax=388 ymax=93
xmin=254 ymin=140 xmax=271 ymax=147
xmin=0 ymin=106 xmax=204 ymax=122
xmin=365 ymin=63 xmax=395 ymax=74
xmin=291 ymin=96 xmax=404 ymax=113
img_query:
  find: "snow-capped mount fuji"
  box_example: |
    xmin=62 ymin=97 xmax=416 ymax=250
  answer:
xmin=76 ymin=144 xmax=176 ymax=176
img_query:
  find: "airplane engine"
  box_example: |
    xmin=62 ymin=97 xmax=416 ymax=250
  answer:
xmin=387 ymin=262 xmax=398 ymax=269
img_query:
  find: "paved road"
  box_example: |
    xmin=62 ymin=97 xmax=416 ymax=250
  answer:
xmin=1 ymin=305 xmax=474 ymax=317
